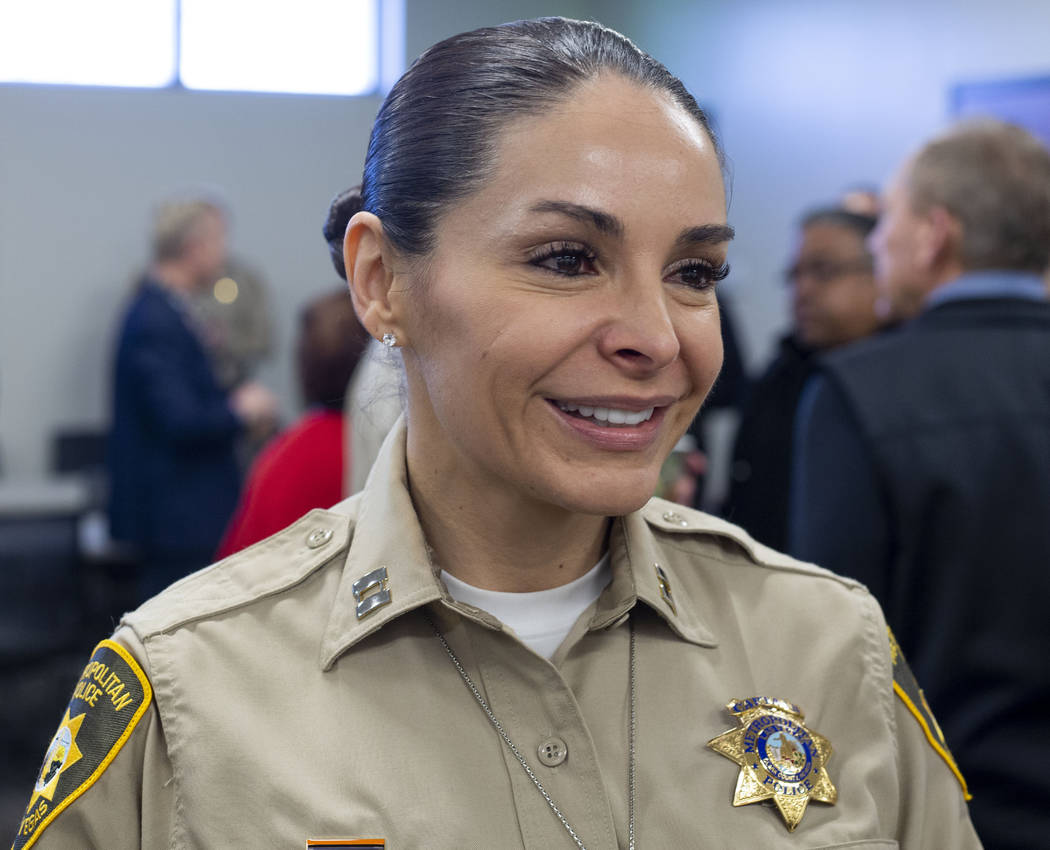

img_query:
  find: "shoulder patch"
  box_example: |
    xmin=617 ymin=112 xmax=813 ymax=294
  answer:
xmin=13 ymin=640 xmax=153 ymax=849
xmin=888 ymin=627 xmax=970 ymax=800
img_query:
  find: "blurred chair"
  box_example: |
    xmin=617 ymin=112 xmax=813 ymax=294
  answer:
xmin=50 ymin=428 xmax=108 ymax=477
xmin=0 ymin=430 xmax=140 ymax=803
xmin=0 ymin=506 xmax=83 ymax=662
xmin=48 ymin=426 xmax=142 ymax=632
xmin=0 ymin=483 xmax=90 ymax=801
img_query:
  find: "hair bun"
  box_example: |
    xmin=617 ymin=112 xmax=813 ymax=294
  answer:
xmin=323 ymin=186 xmax=364 ymax=280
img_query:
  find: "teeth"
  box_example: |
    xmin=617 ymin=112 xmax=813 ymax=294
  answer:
xmin=556 ymin=401 xmax=656 ymax=426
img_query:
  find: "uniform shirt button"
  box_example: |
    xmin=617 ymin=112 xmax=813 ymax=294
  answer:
xmin=306 ymin=528 xmax=333 ymax=549
xmin=537 ymin=736 xmax=568 ymax=767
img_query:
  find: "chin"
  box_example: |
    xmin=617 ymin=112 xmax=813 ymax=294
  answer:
xmin=542 ymin=470 xmax=660 ymax=517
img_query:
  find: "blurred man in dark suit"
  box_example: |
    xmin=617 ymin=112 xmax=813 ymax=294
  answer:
xmin=108 ymin=199 xmax=276 ymax=599
xmin=791 ymin=120 xmax=1050 ymax=849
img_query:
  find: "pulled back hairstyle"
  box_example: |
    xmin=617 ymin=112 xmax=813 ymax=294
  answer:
xmin=322 ymin=186 xmax=364 ymax=280
xmin=907 ymin=119 xmax=1050 ymax=273
xmin=326 ymin=17 xmax=723 ymax=261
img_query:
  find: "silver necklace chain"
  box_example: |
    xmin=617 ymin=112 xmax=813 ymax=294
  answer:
xmin=627 ymin=615 xmax=637 ymax=850
xmin=427 ymin=614 xmax=637 ymax=850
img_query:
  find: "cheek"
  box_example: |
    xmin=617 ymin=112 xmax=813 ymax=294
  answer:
xmin=408 ymin=279 xmax=484 ymax=364
xmin=410 ymin=299 xmax=539 ymax=427
xmin=856 ymin=283 xmax=878 ymax=309
xmin=832 ymin=290 xmax=868 ymax=330
xmin=681 ymin=311 xmax=724 ymax=395
xmin=889 ymin=223 xmax=914 ymax=261
xmin=827 ymin=287 xmax=855 ymax=316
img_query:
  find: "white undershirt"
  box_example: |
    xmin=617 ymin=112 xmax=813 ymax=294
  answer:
xmin=440 ymin=554 xmax=612 ymax=660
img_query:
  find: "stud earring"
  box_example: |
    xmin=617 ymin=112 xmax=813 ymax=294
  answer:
xmin=381 ymin=332 xmax=398 ymax=348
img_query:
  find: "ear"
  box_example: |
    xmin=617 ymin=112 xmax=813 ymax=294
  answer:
xmin=343 ymin=211 xmax=407 ymax=344
xmin=915 ymin=205 xmax=961 ymax=271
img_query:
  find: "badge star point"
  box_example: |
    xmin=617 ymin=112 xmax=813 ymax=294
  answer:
xmin=732 ymin=765 xmax=771 ymax=806
xmin=707 ymin=696 xmax=837 ymax=832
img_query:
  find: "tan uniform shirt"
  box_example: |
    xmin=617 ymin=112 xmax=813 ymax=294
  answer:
xmin=18 ymin=424 xmax=980 ymax=849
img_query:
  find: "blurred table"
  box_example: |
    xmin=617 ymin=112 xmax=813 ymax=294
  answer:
xmin=0 ymin=476 xmax=91 ymax=515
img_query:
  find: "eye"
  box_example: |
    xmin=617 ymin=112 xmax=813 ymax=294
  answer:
xmin=666 ymin=258 xmax=730 ymax=291
xmin=528 ymin=242 xmax=598 ymax=277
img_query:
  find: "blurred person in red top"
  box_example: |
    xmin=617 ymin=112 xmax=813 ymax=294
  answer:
xmin=216 ymin=289 xmax=370 ymax=558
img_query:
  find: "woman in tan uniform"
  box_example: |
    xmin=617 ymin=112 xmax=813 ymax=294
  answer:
xmin=15 ymin=18 xmax=980 ymax=849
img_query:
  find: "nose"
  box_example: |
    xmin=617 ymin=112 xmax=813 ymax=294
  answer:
xmin=597 ymin=277 xmax=681 ymax=374
xmin=792 ymin=274 xmax=815 ymax=304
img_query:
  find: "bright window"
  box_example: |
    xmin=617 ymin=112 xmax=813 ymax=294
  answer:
xmin=0 ymin=0 xmax=394 ymax=95
xmin=0 ymin=0 xmax=177 ymax=88
xmin=180 ymin=0 xmax=379 ymax=96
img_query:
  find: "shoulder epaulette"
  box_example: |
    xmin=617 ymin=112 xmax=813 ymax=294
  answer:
xmin=123 ymin=508 xmax=354 ymax=639
xmin=642 ymin=498 xmax=863 ymax=589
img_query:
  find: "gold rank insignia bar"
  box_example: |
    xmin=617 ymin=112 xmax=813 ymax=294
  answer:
xmin=707 ymin=696 xmax=837 ymax=831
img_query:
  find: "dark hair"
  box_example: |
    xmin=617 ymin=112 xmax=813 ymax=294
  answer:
xmin=345 ymin=17 xmax=723 ymax=258
xmin=297 ymin=289 xmax=370 ymax=409
xmin=800 ymin=207 xmax=878 ymax=242
xmin=322 ymin=186 xmax=365 ymax=280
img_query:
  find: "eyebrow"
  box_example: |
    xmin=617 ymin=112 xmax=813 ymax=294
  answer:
xmin=674 ymin=223 xmax=735 ymax=248
xmin=528 ymin=200 xmax=734 ymax=248
xmin=530 ymin=200 xmax=624 ymax=238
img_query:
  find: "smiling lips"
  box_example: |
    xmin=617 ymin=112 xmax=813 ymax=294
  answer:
xmin=555 ymin=400 xmax=656 ymax=427
xmin=547 ymin=396 xmax=673 ymax=451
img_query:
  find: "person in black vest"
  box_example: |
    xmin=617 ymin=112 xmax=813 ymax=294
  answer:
xmin=722 ymin=207 xmax=881 ymax=549
xmin=791 ymin=119 xmax=1050 ymax=850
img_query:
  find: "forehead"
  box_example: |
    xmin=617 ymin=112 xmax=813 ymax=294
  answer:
xmin=799 ymin=222 xmax=865 ymax=256
xmin=884 ymin=162 xmax=917 ymax=209
xmin=441 ymin=74 xmax=726 ymax=237
xmin=190 ymin=208 xmax=226 ymax=237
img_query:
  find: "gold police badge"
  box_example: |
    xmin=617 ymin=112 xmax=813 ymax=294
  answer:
xmin=707 ymin=696 xmax=837 ymax=831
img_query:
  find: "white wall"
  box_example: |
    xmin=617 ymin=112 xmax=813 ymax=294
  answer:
xmin=617 ymin=0 xmax=1050 ymax=369
xmin=0 ymin=0 xmax=600 ymax=479
xmin=0 ymin=83 xmax=381 ymax=479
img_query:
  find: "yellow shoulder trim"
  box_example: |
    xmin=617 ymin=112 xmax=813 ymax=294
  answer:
xmin=892 ymin=679 xmax=971 ymax=800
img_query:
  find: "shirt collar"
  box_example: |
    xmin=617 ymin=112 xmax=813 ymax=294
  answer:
xmin=597 ymin=511 xmax=716 ymax=646
xmin=319 ymin=419 xmax=715 ymax=669
xmin=319 ymin=418 xmax=445 ymax=670
xmin=925 ymin=270 xmax=1047 ymax=310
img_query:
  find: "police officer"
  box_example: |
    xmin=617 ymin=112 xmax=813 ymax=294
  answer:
xmin=14 ymin=18 xmax=980 ymax=849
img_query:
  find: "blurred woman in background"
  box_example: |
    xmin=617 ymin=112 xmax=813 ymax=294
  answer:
xmin=215 ymin=288 xmax=370 ymax=558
